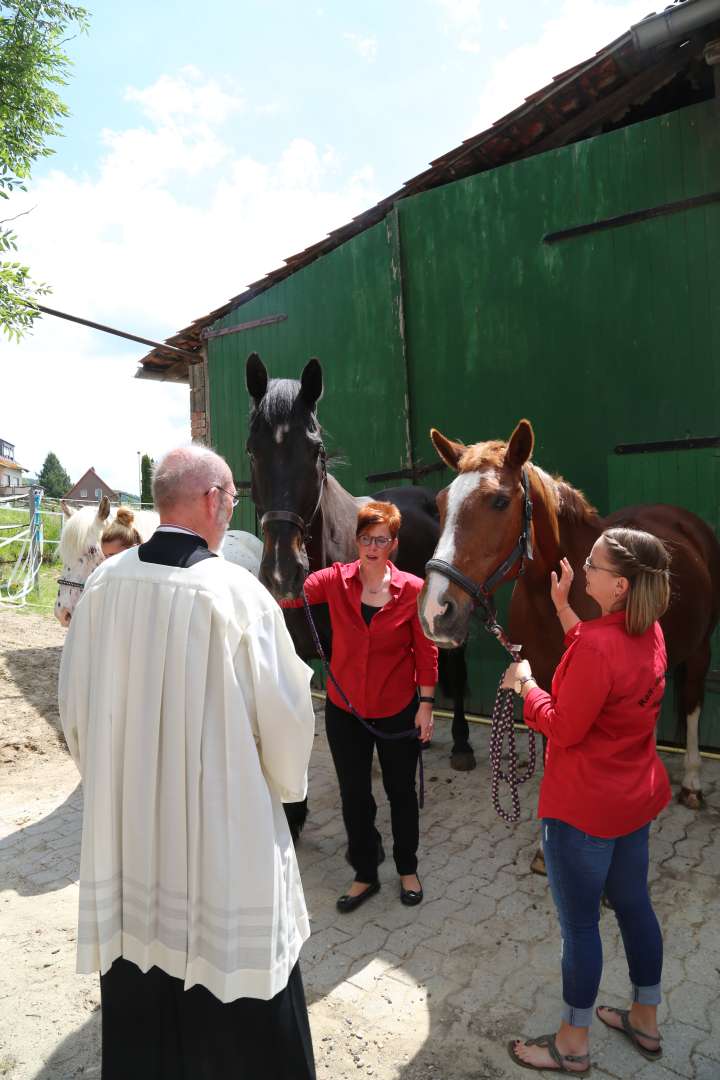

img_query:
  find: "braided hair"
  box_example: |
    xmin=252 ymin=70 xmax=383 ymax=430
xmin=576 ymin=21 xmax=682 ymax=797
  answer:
xmin=602 ymin=527 xmax=670 ymax=635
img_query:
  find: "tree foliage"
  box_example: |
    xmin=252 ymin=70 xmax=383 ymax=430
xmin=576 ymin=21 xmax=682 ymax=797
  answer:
xmin=37 ymin=450 xmax=71 ymax=497
xmin=140 ymin=453 xmax=154 ymax=507
xmin=1 ymin=1 xmax=89 ymax=339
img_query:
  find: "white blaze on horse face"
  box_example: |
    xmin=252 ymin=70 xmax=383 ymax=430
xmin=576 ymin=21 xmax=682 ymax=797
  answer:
xmin=423 ymin=471 xmax=483 ymax=637
xmin=682 ymin=705 xmax=702 ymax=793
xmin=273 ymin=424 xmax=290 ymax=445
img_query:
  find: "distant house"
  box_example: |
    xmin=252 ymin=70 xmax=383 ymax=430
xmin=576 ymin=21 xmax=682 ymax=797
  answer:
xmin=0 ymin=439 xmax=28 ymax=492
xmin=64 ymin=467 xmax=118 ymax=505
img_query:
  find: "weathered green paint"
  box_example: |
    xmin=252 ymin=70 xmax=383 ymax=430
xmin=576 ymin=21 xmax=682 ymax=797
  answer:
xmin=207 ymin=98 xmax=720 ymax=744
xmin=207 ymin=216 xmax=412 ymax=537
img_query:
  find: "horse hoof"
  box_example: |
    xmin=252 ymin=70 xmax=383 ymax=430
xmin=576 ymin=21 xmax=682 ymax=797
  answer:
xmin=530 ymin=850 xmax=547 ymax=876
xmin=678 ymin=787 xmax=704 ymax=810
xmin=450 ymin=750 xmax=477 ymax=772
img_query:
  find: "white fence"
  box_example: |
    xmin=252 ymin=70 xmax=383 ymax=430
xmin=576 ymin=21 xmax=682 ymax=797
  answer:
xmin=0 ymin=489 xmax=59 ymax=606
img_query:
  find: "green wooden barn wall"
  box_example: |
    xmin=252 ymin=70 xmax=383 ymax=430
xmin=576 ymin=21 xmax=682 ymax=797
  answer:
xmin=207 ymin=98 xmax=720 ymax=744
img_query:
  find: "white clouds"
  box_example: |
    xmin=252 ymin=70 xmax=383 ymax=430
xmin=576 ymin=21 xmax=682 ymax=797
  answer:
xmin=434 ymin=0 xmax=485 ymax=54
xmin=125 ymin=67 xmax=246 ymax=126
xmin=344 ymin=32 xmax=379 ymax=62
xmin=469 ymin=0 xmax=655 ymax=133
xmin=1 ymin=71 xmax=380 ymax=492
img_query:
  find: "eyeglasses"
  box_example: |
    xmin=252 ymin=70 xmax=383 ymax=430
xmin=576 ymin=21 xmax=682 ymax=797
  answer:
xmin=583 ymin=556 xmax=617 ymax=575
xmin=207 ymin=485 xmax=240 ymax=509
xmin=358 ymin=534 xmax=393 ymax=548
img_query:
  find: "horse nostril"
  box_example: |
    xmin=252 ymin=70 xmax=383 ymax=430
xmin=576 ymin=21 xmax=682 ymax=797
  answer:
xmin=442 ymin=595 xmax=456 ymax=623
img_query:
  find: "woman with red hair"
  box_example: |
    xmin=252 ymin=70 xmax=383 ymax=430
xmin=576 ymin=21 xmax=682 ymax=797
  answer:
xmin=282 ymin=501 xmax=438 ymax=913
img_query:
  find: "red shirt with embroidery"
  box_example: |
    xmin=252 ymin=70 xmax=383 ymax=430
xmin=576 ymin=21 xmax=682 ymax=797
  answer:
xmin=281 ymin=561 xmax=438 ymax=718
xmin=523 ymin=611 xmax=671 ymax=837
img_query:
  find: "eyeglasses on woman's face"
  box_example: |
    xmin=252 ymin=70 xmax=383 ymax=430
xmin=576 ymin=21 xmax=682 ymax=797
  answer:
xmin=583 ymin=556 xmax=617 ymax=575
xmin=358 ymin=534 xmax=392 ymax=548
xmin=207 ymin=485 xmax=240 ymax=509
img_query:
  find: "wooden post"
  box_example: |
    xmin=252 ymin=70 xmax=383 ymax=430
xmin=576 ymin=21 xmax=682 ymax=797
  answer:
xmin=29 ymin=488 xmax=42 ymax=597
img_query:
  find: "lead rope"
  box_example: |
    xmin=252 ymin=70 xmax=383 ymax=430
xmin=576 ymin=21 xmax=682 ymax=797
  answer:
xmin=482 ymin=613 xmax=537 ymax=823
xmin=301 ymin=590 xmax=425 ymax=808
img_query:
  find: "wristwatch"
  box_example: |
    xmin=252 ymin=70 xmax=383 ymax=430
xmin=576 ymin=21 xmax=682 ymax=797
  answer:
xmin=419 ymin=695 xmax=435 ymax=704
xmin=518 ymin=675 xmax=535 ymax=690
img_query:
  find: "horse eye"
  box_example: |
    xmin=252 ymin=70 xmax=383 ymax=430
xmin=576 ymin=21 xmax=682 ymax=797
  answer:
xmin=492 ymin=494 xmax=510 ymax=511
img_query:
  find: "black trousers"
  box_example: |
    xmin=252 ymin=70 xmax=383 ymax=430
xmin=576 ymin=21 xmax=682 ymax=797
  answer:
xmin=100 ymin=957 xmax=316 ymax=1080
xmin=325 ymin=696 xmax=420 ymax=882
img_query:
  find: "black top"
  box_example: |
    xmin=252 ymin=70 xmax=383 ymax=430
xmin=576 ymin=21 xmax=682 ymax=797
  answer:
xmin=360 ymin=602 xmax=381 ymax=625
xmin=138 ymin=530 xmax=217 ymax=568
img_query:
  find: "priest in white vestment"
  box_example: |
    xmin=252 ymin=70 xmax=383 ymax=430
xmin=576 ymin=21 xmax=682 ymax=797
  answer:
xmin=59 ymin=446 xmax=317 ymax=1080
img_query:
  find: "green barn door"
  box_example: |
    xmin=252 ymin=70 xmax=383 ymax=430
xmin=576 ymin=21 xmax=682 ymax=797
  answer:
xmin=608 ymin=445 xmax=720 ymax=750
xmin=207 ymin=215 xmax=414 ymax=536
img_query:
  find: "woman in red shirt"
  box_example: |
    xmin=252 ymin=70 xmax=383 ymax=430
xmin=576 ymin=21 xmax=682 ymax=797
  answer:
xmin=504 ymin=527 xmax=671 ymax=1074
xmin=283 ymin=502 xmax=438 ymax=913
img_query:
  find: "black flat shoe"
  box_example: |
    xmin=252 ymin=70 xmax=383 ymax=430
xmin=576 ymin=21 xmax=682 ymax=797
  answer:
xmin=400 ymin=881 xmax=423 ymax=906
xmin=336 ymin=881 xmax=380 ymax=913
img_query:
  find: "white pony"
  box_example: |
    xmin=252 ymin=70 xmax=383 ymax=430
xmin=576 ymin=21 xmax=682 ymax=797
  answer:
xmin=54 ymin=497 xmax=263 ymax=626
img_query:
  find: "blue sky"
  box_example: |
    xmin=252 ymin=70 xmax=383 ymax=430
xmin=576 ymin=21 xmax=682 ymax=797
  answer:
xmin=4 ymin=0 xmax=654 ymax=492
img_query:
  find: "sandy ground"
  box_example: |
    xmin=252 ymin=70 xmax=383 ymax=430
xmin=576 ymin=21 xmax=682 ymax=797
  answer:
xmin=1 ymin=607 xmax=720 ymax=1080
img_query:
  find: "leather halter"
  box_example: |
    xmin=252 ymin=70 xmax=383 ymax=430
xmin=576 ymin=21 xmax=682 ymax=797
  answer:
xmin=425 ymin=467 xmax=534 ymax=641
xmin=259 ymin=450 xmax=327 ymax=542
xmin=57 ymin=576 xmax=85 ymax=591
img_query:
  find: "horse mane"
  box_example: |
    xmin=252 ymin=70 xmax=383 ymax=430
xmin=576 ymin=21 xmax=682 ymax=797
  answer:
xmin=457 ymin=440 xmax=598 ymax=527
xmin=58 ymin=506 xmax=104 ymax=564
xmin=530 ymin=464 xmax=599 ymax=527
xmin=252 ymin=378 xmax=323 ymax=441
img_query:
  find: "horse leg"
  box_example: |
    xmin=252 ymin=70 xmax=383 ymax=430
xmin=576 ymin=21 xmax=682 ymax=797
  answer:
xmin=530 ymin=735 xmax=548 ymax=875
xmin=675 ymin=641 xmax=710 ymax=809
xmin=283 ymin=797 xmax=308 ymax=842
xmin=444 ymin=647 xmax=476 ymax=771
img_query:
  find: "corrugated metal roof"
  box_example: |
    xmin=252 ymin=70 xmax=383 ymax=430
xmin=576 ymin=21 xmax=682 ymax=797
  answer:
xmin=136 ymin=11 xmax=719 ymax=383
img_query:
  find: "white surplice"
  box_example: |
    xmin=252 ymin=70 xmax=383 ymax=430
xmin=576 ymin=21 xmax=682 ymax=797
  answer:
xmin=59 ymin=548 xmax=315 ymax=1003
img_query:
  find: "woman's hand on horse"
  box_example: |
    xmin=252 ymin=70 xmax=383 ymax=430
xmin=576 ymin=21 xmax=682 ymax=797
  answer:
xmin=502 ymin=660 xmax=532 ymax=692
xmin=551 ymin=557 xmax=574 ymax=611
xmin=416 ymin=702 xmax=434 ymax=743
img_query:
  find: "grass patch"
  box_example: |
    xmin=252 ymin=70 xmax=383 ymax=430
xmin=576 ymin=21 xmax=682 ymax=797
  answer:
xmin=0 ymin=563 xmax=61 ymax=616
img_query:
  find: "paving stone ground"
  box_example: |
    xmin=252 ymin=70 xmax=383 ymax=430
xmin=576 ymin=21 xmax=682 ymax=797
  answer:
xmin=1 ymin=609 xmax=719 ymax=1079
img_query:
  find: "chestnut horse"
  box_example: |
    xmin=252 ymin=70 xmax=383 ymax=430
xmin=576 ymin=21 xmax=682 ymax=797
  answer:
xmin=418 ymin=419 xmax=720 ymax=809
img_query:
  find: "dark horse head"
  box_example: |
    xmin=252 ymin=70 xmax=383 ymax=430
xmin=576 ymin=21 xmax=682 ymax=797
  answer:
xmin=246 ymin=352 xmax=326 ymax=599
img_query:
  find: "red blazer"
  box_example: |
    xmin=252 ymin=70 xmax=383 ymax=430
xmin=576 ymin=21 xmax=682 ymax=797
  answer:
xmin=523 ymin=611 xmax=671 ymax=837
xmin=282 ymin=561 xmax=438 ymax=718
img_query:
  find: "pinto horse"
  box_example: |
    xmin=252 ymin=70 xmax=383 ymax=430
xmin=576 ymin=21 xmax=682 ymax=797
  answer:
xmin=418 ymin=419 xmax=720 ymax=809
xmin=245 ymin=353 xmax=473 ymax=778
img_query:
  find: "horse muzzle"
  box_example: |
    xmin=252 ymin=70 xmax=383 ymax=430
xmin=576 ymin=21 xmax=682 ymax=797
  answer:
xmin=419 ymin=573 xmax=472 ymax=648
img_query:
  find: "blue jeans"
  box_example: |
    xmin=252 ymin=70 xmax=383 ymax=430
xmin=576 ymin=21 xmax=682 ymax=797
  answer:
xmin=542 ymin=819 xmax=663 ymax=1028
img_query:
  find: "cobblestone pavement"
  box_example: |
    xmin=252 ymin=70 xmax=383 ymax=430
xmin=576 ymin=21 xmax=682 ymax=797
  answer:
xmin=1 ymin=698 xmax=719 ymax=1079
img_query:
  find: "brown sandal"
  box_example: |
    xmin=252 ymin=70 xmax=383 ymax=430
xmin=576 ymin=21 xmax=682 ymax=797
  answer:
xmin=595 ymin=1006 xmax=662 ymax=1061
xmin=507 ymin=1033 xmax=591 ymax=1074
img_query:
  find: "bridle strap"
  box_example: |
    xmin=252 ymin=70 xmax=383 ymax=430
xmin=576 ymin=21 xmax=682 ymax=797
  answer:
xmin=57 ymin=577 xmax=85 ymax=591
xmin=259 ymin=452 xmax=327 ymax=542
xmin=260 ymin=510 xmax=307 ymax=534
xmin=425 ymin=466 xmax=534 ymax=617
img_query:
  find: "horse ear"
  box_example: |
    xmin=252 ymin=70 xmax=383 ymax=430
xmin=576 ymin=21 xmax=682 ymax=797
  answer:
xmin=300 ymin=358 xmax=323 ymax=409
xmin=246 ymin=353 xmax=268 ymax=405
xmin=98 ymin=496 xmax=111 ymax=522
xmin=430 ymin=428 xmax=465 ymax=472
xmin=61 ymin=500 xmax=74 ymax=519
xmin=505 ymin=419 xmax=534 ymax=470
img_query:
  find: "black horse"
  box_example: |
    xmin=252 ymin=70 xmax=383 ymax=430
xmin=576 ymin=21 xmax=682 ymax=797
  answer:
xmin=245 ymin=353 xmax=474 ymax=838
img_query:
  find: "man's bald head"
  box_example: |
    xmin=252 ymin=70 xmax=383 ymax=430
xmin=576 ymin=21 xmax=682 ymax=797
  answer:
xmin=152 ymin=446 xmax=232 ymax=515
